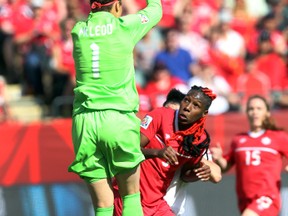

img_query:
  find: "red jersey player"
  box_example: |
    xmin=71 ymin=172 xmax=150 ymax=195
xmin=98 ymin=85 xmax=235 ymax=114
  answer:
xmin=114 ymin=85 xmax=221 ymax=216
xmin=211 ymin=95 xmax=288 ymax=216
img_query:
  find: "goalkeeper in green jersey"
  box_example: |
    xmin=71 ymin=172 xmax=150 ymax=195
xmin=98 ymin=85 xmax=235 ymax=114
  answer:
xmin=68 ymin=0 xmax=162 ymax=215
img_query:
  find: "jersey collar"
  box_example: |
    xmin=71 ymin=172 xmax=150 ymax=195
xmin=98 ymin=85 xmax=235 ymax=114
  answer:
xmin=248 ymin=129 xmax=266 ymax=138
xmin=174 ymin=110 xmax=179 ymax=132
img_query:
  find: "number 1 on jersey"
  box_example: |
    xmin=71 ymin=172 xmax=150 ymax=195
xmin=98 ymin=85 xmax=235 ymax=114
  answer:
xmin=90 ymin=43 xmax=100 ymax=78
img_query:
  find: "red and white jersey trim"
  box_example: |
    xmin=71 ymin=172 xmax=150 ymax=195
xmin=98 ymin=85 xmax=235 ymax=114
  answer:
xmin=235 ymin=147 xmax=279 ymax=155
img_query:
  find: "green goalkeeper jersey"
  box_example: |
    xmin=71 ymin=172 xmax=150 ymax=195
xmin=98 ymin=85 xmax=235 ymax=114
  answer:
xmin=72 ymin=0 xmax=162 ymax=116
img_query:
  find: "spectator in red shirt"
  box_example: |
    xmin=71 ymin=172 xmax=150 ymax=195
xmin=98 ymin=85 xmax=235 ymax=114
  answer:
xmin=176 ymin=5 xmax=210 ymax=62
xmin=236 ymin=54 xmax=271 ymax=111
xmin=207 ymin=11 xmax=246 ymax=91
xmin=144 ymin=63 xmax=188 ymax=110
xmin=14 ymin=0 xmax=61 ymax=98
xmin=254 ymin=30 xmax=288 ymax=108
xmin=50 ymin=17 xmax=76 ymax=100
xmin=175 ymin=0 xmax=220 ymax=37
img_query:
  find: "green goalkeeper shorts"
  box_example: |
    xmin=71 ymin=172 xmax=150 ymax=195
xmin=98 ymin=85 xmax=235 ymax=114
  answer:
xmin=68 ymin=109 xmax=145 ymax=183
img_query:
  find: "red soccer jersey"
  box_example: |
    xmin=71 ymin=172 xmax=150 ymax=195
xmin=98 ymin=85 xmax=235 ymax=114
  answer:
xmin=12 ymin=1 xmax=34 ymax=38
xmin=224 ymin=130 xmax=288 ymax=211
xmin=255 ymin=53 xmax=287 ymax=91
xmin=140 ymin=107 xmax=204 ymax=208
xmin=55 ymin=39 xmax=75 ymax=78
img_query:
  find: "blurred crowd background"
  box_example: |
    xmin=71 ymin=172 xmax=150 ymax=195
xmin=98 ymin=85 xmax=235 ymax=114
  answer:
xmin=1 ymin=0 xmax=288 ymax=122
xmin=1 ymin=1 xmax=288 ymax=215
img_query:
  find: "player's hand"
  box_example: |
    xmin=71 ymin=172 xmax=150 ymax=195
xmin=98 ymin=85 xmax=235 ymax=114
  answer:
xmin=210 ymin=142 xmax=223 ymax=161
xmin=285 ymin=165 xmax=288 ymax=173
xmin=158 ymin=146 xmax=179 ymax=165
xmin=193 ymin=162 xmax=211 ymax=181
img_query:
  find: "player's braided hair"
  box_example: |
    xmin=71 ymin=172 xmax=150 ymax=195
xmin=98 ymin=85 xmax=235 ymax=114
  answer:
xmin=168 ymin=86 xmax=216 ymax=157
xmin=182 ymin=129 xmax=211 ymax=158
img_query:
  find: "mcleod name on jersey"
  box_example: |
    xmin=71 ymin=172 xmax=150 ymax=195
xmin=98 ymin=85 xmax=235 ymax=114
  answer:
xmin=71 ymin=0 xmax=162 ymax=115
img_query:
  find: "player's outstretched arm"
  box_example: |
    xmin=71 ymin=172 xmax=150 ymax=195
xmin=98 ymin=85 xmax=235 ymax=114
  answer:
xmin=210 ymin=142 xmax=231 ymax=172
xmin=200 ymin=158 xmax=222 ymax=183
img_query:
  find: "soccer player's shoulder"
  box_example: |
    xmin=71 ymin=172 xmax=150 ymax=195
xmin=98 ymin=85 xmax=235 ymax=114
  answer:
xmin=71 ymin=20 xmax=86 ymax=32
xmin=143 ymin=107 xmax=175 ymax=124
xmin=268 ymin=129 xmax=288 ymax=139
xmin=153 ymin=106 xmax=175 ymax=117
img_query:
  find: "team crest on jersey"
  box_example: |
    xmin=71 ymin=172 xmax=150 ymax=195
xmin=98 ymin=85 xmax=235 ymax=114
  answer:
xmin=239 ymin=138 xmax=247 ymax=144
xmin=165 ymin=134 xmax=171 ymax=140
xmin=261 ymin=137 xmax=271 ymax=145
xmin=138 ymin=14 xmax=149 ymax=24
xmin=256 ymin=196 xmax=272 ymax=210
xmin=162 ymin=161 xmax=169 ymax=167
xmin=140 ymin=115 xmax=153 ymax=129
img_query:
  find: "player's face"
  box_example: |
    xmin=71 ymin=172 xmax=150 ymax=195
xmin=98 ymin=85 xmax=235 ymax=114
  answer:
xmin=246 ymin=98 xmax=270 ymax=131
xmin=178 ymin=91 xmax=208 ymax=129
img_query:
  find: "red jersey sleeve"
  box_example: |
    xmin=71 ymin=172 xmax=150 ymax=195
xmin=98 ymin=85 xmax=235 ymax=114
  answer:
xmin=140 ymin=107 xmax=164 ymax=141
